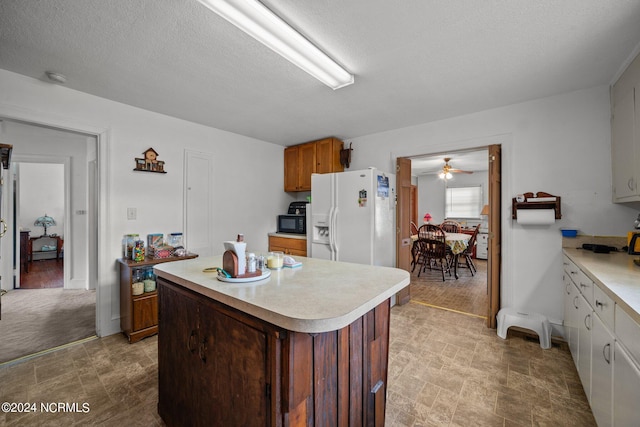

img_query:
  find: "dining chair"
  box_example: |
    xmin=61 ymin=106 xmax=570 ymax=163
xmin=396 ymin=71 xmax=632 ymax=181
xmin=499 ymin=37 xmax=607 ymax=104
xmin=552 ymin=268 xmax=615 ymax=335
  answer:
xmin=440 ymin=220 xmax=461 ymax=233
xmin=416 ymin=224 xmax=450 ymax=281
xmin=410 ymin=221 xmax=419 ymax=236
xmin=457 ymin=224 xmax=480 ymax=275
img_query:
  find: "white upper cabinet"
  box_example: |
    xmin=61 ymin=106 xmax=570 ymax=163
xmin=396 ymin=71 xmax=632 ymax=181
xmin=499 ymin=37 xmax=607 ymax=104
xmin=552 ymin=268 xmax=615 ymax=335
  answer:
xmin=611 ymin=52 xmax=640 ymax=203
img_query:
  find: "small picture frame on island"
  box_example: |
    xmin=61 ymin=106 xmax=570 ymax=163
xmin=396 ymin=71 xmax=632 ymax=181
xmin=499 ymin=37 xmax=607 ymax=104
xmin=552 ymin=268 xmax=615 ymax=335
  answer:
xmin=134 ymin=147 xmax=167 ymax=173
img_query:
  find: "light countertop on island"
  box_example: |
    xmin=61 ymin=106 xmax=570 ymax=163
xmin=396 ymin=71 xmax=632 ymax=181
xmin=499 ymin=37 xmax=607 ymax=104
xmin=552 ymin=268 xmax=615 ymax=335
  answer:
xmin=563 ymin=248 xmax=640 ymax=323
xmin=154 ymin=255 xmax=409 ymax=333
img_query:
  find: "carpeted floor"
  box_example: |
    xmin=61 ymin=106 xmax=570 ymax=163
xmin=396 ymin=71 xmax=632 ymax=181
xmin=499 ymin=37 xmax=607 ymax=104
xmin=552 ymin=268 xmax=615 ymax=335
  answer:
xmin=0 ymin=288 xmax=96 ymax=363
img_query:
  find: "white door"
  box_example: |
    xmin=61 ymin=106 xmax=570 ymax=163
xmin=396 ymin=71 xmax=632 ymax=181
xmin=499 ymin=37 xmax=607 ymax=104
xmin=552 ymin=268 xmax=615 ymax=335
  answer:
xmin=577 ymin=292 xmax=593 ymax=401
xmin=335 ymin=170 xmax=373 ymax=265
xmin=310 ymin=173 xmax=333 ymax=260
xmin=614 ymin=342 xmax=640 ymax=426
xmin=184 ymin=150 xmax=213 ymax=256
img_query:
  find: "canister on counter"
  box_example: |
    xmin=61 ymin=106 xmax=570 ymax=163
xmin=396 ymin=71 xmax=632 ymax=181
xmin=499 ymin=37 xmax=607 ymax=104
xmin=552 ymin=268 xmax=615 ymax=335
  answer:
xmin=123 ymin=234 xmax=139 ymax=259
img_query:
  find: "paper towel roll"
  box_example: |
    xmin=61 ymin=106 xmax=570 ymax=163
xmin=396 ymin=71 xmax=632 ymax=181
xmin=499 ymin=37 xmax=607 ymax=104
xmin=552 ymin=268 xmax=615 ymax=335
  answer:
xmin=516 ymin=209 xmax=555 ymax=225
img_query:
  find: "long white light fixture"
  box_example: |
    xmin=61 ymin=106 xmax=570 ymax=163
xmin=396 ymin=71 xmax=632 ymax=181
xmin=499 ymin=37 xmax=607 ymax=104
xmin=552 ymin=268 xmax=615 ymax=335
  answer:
xmin=196 ymin=0 xmax=354 ymax=90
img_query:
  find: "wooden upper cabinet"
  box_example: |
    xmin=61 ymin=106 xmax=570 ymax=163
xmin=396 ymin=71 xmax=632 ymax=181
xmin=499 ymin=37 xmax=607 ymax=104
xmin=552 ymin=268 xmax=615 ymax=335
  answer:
xmin=284 ymin=145 xmax=300 ymax=192
xmin=316 ymin=137 xmax=344 ymax=174
xmin=284 ymin=137 xmax=344 ymax=192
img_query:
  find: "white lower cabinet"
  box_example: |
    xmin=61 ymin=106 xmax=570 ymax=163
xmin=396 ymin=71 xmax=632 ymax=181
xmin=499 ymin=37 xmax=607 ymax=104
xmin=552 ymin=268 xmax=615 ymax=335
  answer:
xmin=590 ymin=314 xmax=613 ymax=427
xmin=563 ymin=251 xmax=639 ymax=427
xmin=613 ymin=342 xmax=640 ymax=426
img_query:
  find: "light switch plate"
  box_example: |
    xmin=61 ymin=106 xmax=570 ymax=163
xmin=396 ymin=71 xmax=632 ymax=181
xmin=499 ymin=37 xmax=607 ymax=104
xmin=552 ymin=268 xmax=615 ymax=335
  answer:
xmin=127 ymin=207 xmax=137 ymax=220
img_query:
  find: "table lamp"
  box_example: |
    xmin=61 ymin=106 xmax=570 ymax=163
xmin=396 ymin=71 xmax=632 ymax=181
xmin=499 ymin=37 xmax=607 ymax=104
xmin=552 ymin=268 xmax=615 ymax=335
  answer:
xmin=34 ymin=214 xmax=56 ymax=237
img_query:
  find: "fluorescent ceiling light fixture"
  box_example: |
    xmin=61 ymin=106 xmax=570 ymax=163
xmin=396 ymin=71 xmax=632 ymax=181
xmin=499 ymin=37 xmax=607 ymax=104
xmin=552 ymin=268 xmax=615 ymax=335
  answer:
xmin=196 ymin=0 xmax=354 ymax=89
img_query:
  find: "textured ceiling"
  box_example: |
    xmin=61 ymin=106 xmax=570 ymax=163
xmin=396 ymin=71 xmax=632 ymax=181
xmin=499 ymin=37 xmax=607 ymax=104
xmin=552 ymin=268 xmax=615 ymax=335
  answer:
xmin=1 ymin=0 xmax=640 ymax=147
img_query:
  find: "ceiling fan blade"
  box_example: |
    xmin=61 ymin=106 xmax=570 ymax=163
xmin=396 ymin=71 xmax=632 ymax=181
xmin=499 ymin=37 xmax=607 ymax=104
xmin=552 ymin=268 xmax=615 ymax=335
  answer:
xmin=450 ymin=169 xmax=474 ymax=174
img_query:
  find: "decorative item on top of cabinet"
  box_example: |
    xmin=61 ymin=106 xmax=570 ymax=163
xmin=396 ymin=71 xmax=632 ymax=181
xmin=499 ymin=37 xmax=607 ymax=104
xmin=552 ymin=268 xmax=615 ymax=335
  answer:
xmin=284 ymin=137 xmax=344 ymax=191
xmin=269 ymin=235 xmax=306 ymax=256
xmin=118 ymin=253 xmax=197 ymax=343
xmin=611 ymin=50 xmax=640 ymax=203
xmin=133 ymin=147 xmax=167 ymax=173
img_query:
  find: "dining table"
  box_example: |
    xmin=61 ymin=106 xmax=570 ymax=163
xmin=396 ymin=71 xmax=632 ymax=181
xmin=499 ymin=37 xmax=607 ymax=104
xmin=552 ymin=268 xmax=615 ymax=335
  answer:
xmin=411 ymin=232 xmax=471 ymax=279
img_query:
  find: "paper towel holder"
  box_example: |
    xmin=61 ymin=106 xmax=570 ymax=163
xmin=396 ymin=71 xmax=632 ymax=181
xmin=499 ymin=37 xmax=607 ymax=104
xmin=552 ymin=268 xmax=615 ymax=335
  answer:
xmin=511 ymin=191 xmax=561 ymax=220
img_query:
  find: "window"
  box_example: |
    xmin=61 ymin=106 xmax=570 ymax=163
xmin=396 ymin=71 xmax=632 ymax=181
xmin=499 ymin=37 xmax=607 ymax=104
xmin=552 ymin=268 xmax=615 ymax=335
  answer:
xmin=445 ymin=185 xmax=482 ymax=218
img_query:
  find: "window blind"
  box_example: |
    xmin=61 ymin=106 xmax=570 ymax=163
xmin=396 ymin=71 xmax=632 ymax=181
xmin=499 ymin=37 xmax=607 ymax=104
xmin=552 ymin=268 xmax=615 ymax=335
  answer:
xmin=445 ymin=185 xmax=482 ymax=218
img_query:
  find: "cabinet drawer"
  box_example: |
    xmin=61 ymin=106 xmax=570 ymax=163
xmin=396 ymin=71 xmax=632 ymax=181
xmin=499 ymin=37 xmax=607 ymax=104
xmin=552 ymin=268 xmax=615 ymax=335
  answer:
xmin=564 ymin=256 xmax=580 ymax=283
xmin=616 ymin=305 xmax=640 ymax=365
xmin=269 ymin=236 xmax=307 ymax=256
xmin=133 ymin=294 xmax=158 ymax=331
xmin=593 ymin=284 xmax=614 ymax=331
xmin=575 ymin=270 xmax=594 ymax=306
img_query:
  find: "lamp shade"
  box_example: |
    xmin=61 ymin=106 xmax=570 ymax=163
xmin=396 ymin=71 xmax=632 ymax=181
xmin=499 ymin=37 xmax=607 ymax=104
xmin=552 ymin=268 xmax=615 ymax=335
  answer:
xmin=481 ymin=205 xmax=489 ymax=216
xmin=34 ymin=214 xmax=56 ymax=235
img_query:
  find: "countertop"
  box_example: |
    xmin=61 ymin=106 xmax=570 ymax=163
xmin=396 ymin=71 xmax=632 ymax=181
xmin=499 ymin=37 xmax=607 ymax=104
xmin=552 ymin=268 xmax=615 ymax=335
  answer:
xmin=154 ymin=255 xmax=410 ymax=333
xmin=563 ymin=248 xmax=640 ymax=323
xmin=268 ymin=232 xmax=307 ymax=240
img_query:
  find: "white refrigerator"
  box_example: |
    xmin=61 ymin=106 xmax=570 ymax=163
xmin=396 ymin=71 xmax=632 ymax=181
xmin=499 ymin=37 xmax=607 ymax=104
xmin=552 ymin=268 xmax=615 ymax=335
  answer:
xmin=309 ymin=168 xmax=396 ymax=267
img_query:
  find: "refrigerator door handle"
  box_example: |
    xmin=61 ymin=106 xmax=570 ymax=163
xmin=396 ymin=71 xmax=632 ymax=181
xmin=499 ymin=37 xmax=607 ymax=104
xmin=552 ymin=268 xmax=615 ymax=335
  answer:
xmin=332 ymin=207 xmax=339 ymax=261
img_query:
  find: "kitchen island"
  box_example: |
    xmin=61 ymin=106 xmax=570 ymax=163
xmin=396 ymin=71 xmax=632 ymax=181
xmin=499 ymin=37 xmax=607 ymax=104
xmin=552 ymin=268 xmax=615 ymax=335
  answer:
xmin=154 ymin=255 xmax=410 ymax=427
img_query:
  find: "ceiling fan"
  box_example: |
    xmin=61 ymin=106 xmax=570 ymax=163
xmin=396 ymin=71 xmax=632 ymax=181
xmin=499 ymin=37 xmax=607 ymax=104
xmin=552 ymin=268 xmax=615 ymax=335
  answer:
xmin=439 ymin=157 xmax=473 ymax=179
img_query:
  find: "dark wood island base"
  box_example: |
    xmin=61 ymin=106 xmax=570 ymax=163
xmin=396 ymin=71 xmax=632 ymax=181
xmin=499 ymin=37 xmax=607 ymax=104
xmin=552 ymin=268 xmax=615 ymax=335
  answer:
xmin=157 ymin=277 xmax=390 ymax=426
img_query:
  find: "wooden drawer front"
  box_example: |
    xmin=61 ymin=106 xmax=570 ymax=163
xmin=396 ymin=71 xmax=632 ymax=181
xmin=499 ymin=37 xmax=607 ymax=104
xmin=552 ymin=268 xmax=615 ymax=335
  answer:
xmin=133 ymin=294 xmax=158 ymax=331
xmin=269 ymin=236 xmax=307 ymax=256
xmin=615 ymin=305 xmax=640 ymax=364
xmin=593 ymin=284 xmax=614 ymax=331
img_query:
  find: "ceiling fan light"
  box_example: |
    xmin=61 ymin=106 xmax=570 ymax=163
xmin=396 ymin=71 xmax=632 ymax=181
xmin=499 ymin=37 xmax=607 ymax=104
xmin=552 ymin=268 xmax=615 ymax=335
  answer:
xmin=446 ymin=172 xmax=452 ymax=179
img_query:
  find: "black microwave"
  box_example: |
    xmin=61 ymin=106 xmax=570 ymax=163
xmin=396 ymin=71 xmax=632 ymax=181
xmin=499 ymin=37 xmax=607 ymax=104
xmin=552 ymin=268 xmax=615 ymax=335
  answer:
xmin=277 ymin=214 xmax=306 ymax=234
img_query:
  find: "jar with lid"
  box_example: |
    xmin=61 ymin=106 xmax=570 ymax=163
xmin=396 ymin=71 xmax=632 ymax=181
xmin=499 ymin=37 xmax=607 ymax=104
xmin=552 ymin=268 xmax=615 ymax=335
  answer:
xmin=124 ymin=234 xmax=139 ymax=260
xmin=132 ymin=269 xmax=144 ymax=295
xmin=133 ymin=238 xmax=145 ymax=262
xmin=143 ymin=269 xmax=156 ymax=292
xmin=167 ymin=233 xmax=183 ymax=248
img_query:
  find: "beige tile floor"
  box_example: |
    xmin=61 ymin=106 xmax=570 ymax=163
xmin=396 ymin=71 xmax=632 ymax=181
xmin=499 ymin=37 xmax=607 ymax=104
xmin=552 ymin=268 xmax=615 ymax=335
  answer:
xmin=0 ymin=303 xmax=595 ymax=426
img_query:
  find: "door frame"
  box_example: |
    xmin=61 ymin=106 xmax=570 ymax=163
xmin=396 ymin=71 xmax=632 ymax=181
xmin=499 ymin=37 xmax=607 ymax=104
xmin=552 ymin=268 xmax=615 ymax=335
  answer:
xmin=0 ymin=108 xmax=110 ymax=336
xmin=392 ymin=133 xmax=511 ymax=328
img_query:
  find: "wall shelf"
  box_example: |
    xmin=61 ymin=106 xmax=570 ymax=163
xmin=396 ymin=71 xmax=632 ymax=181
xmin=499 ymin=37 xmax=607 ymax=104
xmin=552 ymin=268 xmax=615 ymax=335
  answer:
xmin=512 ymin=191 xmax=561 ymax=219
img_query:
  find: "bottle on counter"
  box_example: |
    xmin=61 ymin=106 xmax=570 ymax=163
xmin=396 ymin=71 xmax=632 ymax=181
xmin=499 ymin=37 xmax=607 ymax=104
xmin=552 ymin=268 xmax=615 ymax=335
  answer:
xmin=246 ymin=252 xmax=256 ymax=273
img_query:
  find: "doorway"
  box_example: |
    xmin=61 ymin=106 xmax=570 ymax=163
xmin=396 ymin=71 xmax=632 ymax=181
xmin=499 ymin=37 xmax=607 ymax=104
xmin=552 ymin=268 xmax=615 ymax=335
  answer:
xmin=396 ymin=145 xmax=502 ymax=327
xmin=0 ymin=120 xmax=98 ymax=363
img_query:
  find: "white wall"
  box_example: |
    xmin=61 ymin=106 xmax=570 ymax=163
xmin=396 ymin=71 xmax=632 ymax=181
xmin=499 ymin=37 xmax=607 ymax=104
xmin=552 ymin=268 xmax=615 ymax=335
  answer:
xmin=0 ymin=69 xmax=292 ymax=337
xmin=348 ymin=85 xmax=640 ymax=327
xmin=19 ymin=163 xmax=64 ymax=237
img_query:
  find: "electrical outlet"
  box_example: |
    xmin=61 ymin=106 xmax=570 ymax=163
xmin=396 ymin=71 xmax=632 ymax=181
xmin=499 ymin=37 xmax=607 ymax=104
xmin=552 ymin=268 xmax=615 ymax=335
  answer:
xmin=127 ymin=207 xmax=137 ymax=220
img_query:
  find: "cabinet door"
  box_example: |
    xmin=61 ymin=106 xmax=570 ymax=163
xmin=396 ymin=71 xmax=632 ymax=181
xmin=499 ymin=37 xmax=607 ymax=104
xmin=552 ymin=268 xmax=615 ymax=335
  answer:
xmin=284 ymin=146 xmax=299 ymax=192
xmin=202 ymin=307 xmax=269 ymax=426
xmin=316 ymin=137 xmax=344 ymax=174
xmin=590 ymin=314 xmax=613 ymax=427
xmin=157 ymin=282 xmax=200 ymax=426
xmin=298 ymin=142 xmax=316 ymax=191
xmin=563 ymin=276 xmax=579 ymax=365
xmin=132 ymin=294 xmax=158 ymax=331
xmin=614 ymin=342 xmax=640 ymax=426
xmin=577 ymin=292 xmax=592 ymax=401
xmin=611 ymin=86 xmax=638 ymax=201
